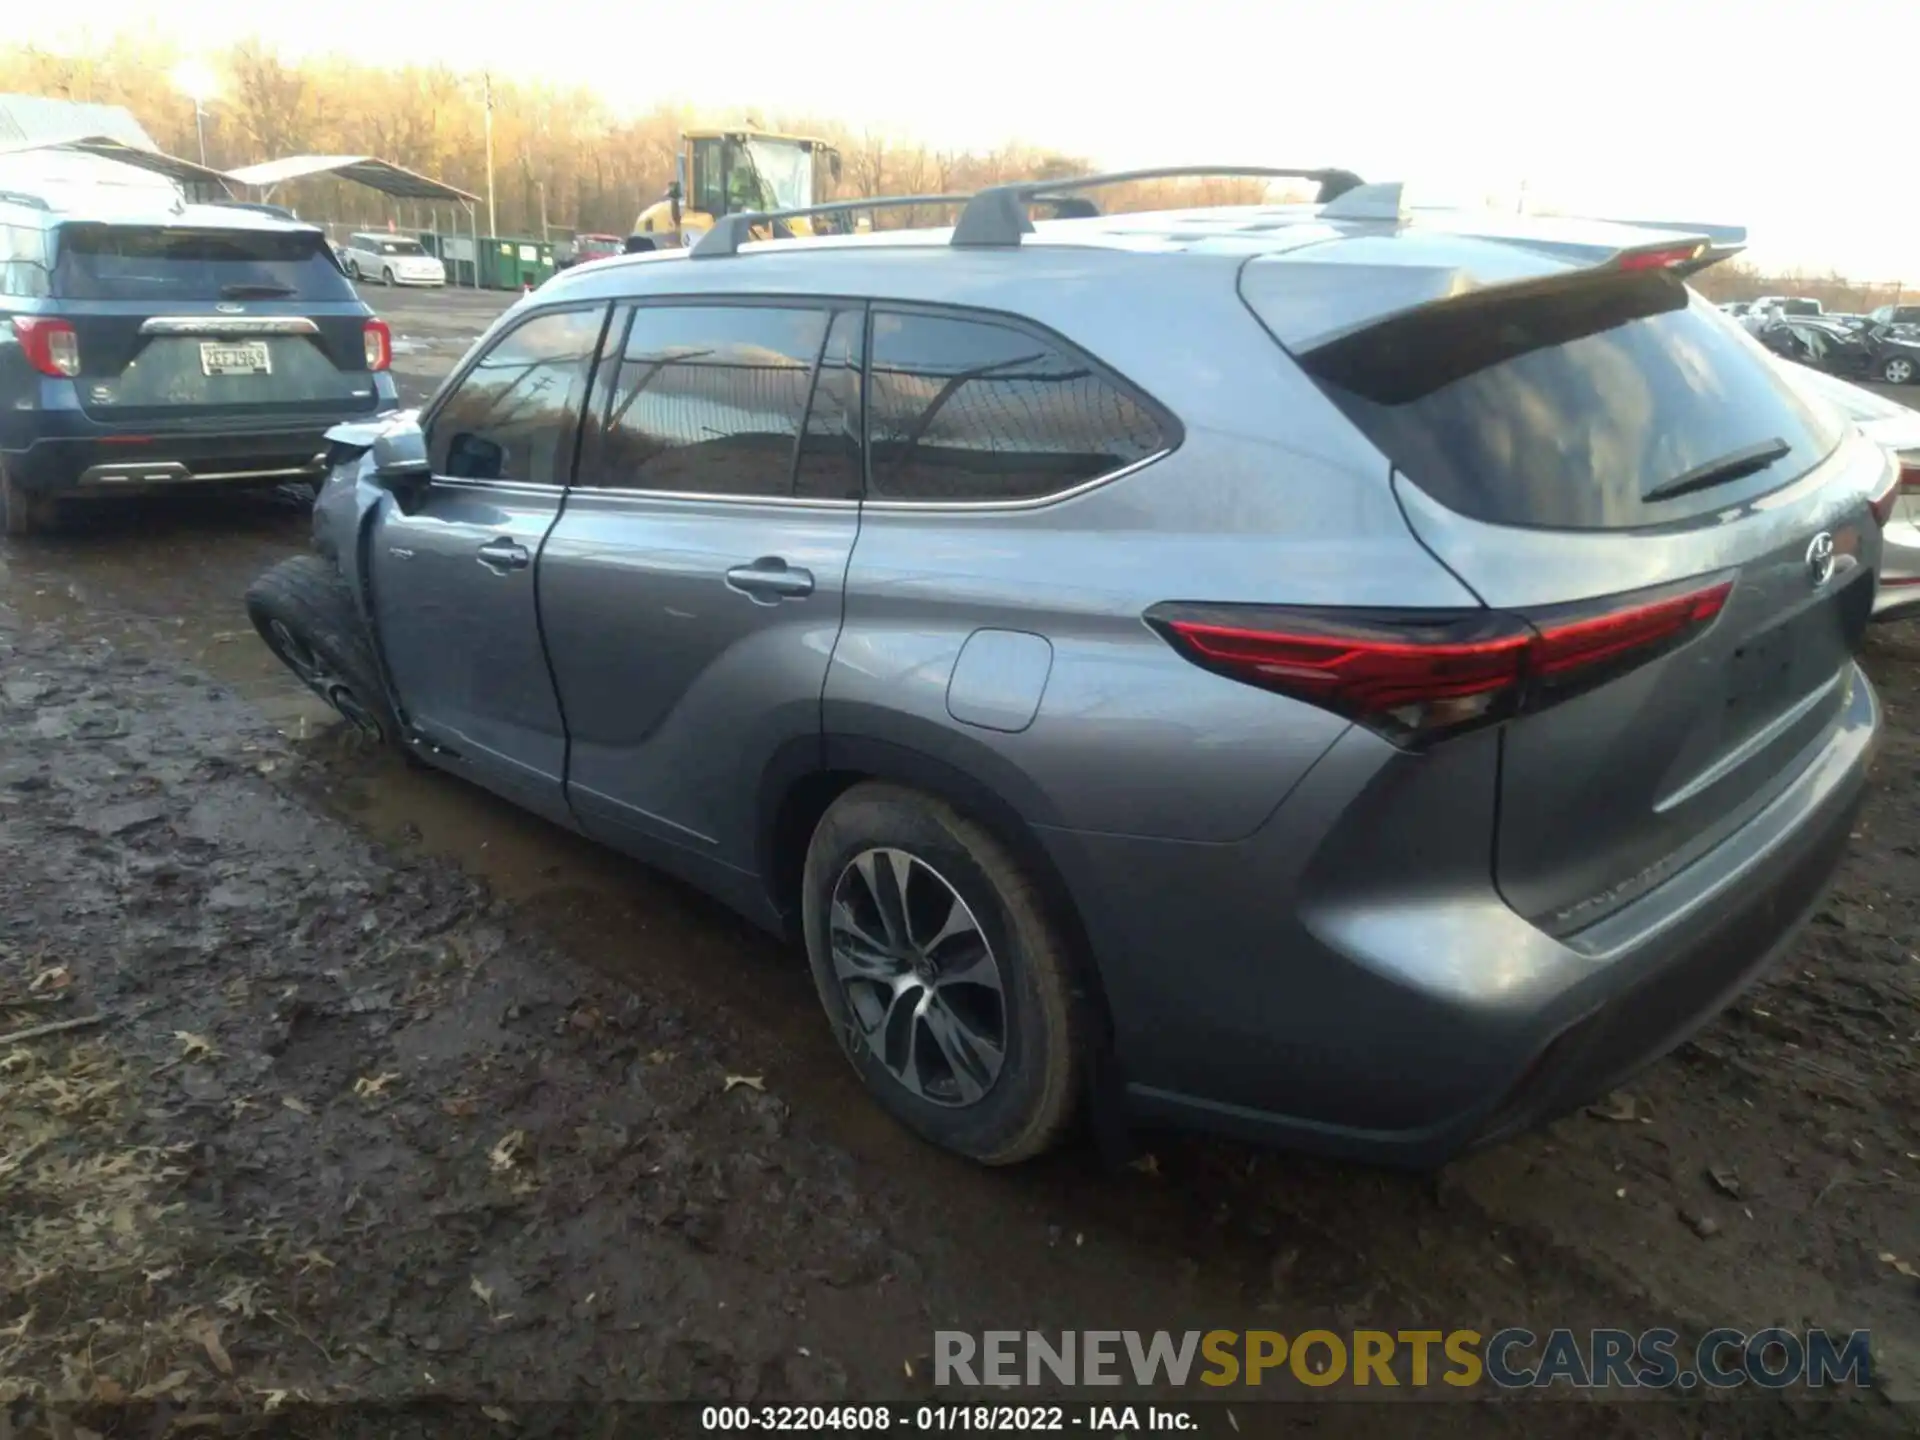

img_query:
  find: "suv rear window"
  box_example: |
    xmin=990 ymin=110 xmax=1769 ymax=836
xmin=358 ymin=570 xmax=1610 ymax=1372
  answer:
xmin=51 ymin=225 xmax=355 ymax=302
xmin=1285 ymin=273 xmax=1845 ymax=530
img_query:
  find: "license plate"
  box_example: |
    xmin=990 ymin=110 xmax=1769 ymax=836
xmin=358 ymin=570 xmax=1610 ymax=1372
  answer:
xmin=200 ymin=341 xmax=271 ymax=377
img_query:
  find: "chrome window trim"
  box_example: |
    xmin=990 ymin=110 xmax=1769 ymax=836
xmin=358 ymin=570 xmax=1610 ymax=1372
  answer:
xmin=562 ymin=448 xmax=1170 ymax=512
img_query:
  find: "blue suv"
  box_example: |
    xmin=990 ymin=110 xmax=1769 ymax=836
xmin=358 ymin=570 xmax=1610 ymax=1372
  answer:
xmin=0 ymin=189 xmax=399 ymax=535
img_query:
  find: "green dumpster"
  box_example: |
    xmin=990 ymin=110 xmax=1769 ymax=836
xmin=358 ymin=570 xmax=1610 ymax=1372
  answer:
xmin=478 ymin=236 xmax=558 ymax=290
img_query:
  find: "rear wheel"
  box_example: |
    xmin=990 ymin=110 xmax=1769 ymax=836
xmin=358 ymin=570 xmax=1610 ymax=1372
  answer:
xmin=345 ymin=258 xmax=361 ymax=281
xmin=801 ymin=783 xmax=1083 ymax=1164
xmin=1884 ymin=355 xmax=1916 ymax=385
xmin=382 ymin=266 xmax=396 ymax=286
xmin=0 ymin=460 xmax=58 ymax=538
xmin=245 ymin=555 xmax=401 ymax=746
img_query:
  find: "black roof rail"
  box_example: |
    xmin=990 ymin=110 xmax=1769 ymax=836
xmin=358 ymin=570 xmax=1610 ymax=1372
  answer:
xmin=951 ymin=165 xmax=1365 ymax=247
xmin=690 ymin=193 xmax=972 ymax=259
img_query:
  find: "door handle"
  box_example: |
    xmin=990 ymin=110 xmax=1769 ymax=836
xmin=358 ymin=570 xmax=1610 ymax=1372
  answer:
xmin=725 ymin=557 xmax=815 ymax=602
xmin=476 ymin=538 xmax=530 ymax=573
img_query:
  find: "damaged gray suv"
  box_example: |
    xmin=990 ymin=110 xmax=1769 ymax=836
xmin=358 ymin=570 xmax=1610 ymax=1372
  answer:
xmin=248 ymin=168 xmax=1891 ymax=1167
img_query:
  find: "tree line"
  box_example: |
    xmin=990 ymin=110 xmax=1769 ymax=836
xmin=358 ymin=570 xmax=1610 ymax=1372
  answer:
xmin=0 ymin=39 xmax=1280 ymax=238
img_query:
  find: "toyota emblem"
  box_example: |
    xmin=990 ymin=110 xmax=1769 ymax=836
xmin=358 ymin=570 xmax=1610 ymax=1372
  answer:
xmin=1805 ymin=531 xmax=1836 ymax=589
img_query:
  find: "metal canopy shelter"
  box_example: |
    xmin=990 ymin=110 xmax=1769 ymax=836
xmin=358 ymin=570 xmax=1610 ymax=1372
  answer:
xmin=223 ymin=154 xmax=483 ymax=286
xmin=0 ymin=134 xmax=235 ymax=192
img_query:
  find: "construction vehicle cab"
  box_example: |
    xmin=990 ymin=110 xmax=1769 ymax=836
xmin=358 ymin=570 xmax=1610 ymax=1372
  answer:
xmin=631 ymin=129 xmax=845 ymax=249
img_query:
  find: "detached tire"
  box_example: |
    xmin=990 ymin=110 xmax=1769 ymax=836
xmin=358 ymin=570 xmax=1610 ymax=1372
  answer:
xmin=801 ymin=782 xmax=1084 ymax=1164
xmin=0 ymin=460 xmax=58 ymax=538
xmin=245 ymin=555 xmax=401 ymax=747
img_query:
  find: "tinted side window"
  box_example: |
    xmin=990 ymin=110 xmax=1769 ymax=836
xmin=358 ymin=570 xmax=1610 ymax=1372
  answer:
xmin=794 ymin=309 xmax=864 ymax=502
xmin=867 ymin=311 xmax=1170 ymax=503
xmin=428 ymin=306 xmax=604 ymax=485
xmin=593 ymin=305 xmax=827 ymax=498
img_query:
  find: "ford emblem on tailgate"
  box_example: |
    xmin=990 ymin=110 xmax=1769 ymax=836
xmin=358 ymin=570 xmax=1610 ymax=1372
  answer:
xmin=215 ymin=302 xmax=245 ymax=314
xmin=1805 ymin=532 xmax=1835 ymax=589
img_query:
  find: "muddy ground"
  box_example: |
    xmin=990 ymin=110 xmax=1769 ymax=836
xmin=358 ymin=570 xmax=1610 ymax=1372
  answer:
xmin=0 ymin=287 xmax=1916 ymax=1437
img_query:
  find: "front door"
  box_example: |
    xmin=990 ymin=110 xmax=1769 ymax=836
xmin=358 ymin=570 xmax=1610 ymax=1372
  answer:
xmin=369 ymin=303 xmax=610 ymax=826
xmin=538 ymin=299 xmax=864 ymax=884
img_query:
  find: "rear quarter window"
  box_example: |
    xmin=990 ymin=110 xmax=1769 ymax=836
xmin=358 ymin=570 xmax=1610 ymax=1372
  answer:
xmin=51 ymin=225 xmax=355 ymax=303
xmin=1290 ymin=273 xmax=1846 ymax=530
xmin=866 ymin=309 xmax=1175 ymax=504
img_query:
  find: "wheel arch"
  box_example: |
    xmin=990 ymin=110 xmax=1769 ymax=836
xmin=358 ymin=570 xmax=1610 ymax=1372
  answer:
xmin=755 ymin=733 xmax=1113 ymax=1045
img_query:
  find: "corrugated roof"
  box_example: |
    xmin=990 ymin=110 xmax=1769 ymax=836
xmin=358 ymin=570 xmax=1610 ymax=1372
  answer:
xmin=0 ymin=94 xmax=157 ymax=151
xmin=0 ymin=134 xmax=233 ymax=190
xmin=224 ymin=154 xmax=478 ymax=205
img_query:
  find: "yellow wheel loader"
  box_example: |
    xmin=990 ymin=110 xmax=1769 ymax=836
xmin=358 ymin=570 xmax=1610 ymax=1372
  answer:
xmin=627 ymin=128 xmax=853 ymax=251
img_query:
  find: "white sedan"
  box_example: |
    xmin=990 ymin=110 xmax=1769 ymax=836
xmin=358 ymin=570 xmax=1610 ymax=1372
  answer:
xmin=340 ymin=232 xmax=445 ymax=287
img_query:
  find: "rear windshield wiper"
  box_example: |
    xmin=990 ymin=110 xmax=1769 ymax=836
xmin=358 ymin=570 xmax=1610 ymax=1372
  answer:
xmin=219 ymin=282 xmax=297 ymax=298
xmin=1642 ymin=437 xmax=1791 ymax=504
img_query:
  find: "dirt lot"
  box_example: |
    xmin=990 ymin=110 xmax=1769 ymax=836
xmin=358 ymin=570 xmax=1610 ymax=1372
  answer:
xmin=1 ymin=286 xmax=1917 ymax=1436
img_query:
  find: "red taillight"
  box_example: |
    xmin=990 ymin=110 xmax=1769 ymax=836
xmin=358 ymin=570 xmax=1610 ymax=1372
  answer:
xmin=1148 ymin=577 xmax=1734 ymax=747
xmin=1617 ymin=242 xmax=1707 ymax=272
xmin=1529 ymin=582 xmax=1732 ymax=679
xmin=14 ymin=317 xmax=80 ymax=377
xmin=362 ymin=318 xmax=392 ymax=372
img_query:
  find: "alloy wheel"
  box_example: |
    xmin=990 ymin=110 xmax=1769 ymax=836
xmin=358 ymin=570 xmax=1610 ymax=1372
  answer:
xmin=1886 ymin=357 xmax=1915 ymax=385
xmin=828 ymin=847 xmax=1008 ymax=1107
xmin=266 ymin=619 xmax=384 ymax=741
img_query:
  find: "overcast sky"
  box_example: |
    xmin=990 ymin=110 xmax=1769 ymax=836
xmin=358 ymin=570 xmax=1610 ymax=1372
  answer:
xmin=17 ymin=0 xmax=1919 ymax=280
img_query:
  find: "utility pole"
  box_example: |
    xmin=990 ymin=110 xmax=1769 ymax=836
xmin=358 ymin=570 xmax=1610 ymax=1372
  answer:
xmin=483 ymin=72 xmax=498 ymax=237
xmin=193 ymin=99 xmax=207 ymax=166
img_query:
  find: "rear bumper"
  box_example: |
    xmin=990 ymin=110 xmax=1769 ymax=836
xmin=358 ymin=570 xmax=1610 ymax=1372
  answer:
xmin=2 ymin=399 xmax=396 ymax=499
xmin=1044 ymin=663 xmax=1879 ymax=1167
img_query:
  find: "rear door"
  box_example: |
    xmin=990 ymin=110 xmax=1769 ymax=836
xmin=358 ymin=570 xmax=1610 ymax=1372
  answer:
xmin=1282 ymin=270 xmax=1881 ymax=934
xmin=539 ymin=298 xmax=864 ymax=877
xmin=50 ymin=221 xmax=380 ymax=427
xmin=369 ymin=302 xmax=610 ymax=826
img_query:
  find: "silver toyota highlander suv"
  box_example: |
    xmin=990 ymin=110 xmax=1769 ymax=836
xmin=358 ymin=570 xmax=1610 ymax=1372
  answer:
xmin=247 ymin=168 xmax=1892 ymax=1167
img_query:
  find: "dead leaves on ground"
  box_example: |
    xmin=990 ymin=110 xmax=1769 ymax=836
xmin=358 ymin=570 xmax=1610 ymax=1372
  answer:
xmin=351 ymin=1072 xmax=401 ymax=1101
xmin=488 ymin=1130 xmax=526 ymax=1172
xmin=187 ymin=1317 xmax=233 ymax=1376
xmin=173 ymin=1031 xmax=219 ymax=1063
xmin=723 ymin=1074 xmax=765 ymax=1094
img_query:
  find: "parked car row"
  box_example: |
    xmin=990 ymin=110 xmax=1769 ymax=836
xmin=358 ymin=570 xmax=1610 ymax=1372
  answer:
xmin=1753 ymin=312 xmax=1920 ymax=385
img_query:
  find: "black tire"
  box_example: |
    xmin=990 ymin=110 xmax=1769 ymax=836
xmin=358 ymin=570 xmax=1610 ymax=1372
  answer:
xmin=801 ymin=782 xmax=1083 ymax=1164
xmin=1884 ymin=355 xmax=1916 ymax=386
xmin=382 ymin=267 xmax=396 ymax=287
xmin=245 ymin=555 xmax=401 ymax=746
xmin=0 ymin=459 xmax=58 ymax=538
xmin=346 ymin=258 xmax=361 ymax=281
